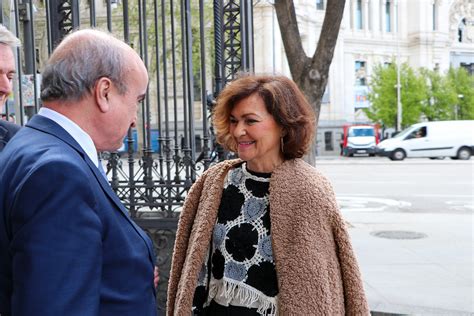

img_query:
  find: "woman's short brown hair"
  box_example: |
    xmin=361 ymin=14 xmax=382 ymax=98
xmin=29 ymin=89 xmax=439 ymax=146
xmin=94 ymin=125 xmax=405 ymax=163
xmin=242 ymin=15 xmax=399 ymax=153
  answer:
xmin=213 ymin=74 xmax=316 ymax=160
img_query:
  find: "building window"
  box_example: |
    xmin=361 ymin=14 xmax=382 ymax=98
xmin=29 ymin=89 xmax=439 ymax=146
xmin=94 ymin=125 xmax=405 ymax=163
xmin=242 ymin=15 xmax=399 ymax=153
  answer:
xmin=355 ymin=61 xmax=369 ymax=108
xmin=356 ymin=0 xmax=363 ymax=30
xmin=432 ymin=2 xmax=437 ymax=31
xmin=355 ymin=61 xmax=367 ymax=86
xmin=385 ymin=0 xmax=391 ymax=32
xmin=458 ymin=18 xmax=466 ymax=42
xmin=316 ymin=0 xmax=324 ymax=10
xmin=460 ymin=63 xmax=474 ymax=76
xmin=324 ymin=131 xmax=334 ymax=151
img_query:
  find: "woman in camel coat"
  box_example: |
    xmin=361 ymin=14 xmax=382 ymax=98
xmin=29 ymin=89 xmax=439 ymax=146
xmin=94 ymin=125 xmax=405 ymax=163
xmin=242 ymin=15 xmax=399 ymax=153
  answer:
xmin=167 ymin=74 xmax=369 ymax=315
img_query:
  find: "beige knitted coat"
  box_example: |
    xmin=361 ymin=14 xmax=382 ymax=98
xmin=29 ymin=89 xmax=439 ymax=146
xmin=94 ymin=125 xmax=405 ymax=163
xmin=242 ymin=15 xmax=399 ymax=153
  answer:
xmin=167 ymin=158 xmax=369 ymax=315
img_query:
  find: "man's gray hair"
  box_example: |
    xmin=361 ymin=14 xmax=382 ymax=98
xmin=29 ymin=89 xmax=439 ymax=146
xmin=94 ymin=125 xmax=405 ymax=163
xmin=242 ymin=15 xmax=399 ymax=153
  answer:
xmin=40 ymin=29 xmax=129 ymax=102
xmin=0 ymin=24 xmax=21 ymax=48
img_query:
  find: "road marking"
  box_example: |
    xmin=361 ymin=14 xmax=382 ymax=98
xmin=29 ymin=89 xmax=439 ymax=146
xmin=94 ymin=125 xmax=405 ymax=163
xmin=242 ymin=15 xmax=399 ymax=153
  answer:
xmin=337 ymin=196 xmax=473 ymax=212
xmin=337 ymin=196 xmax=411 ymax=212
xmin=445 ymin=201 xmax=474 ymax=212
xmin=338 ymin=193 xmax=473 ymax=198
xmin=414 ymin=194 xmax=474 ymax=198
xmin=333 ymin=180 xmax=473 ymax=185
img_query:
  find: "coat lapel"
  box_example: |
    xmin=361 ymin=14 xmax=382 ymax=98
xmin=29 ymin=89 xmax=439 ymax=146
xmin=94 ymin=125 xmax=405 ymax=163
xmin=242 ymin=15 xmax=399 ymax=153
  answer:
xmin=84 ymin=157 xmax=156 ymax=262
xmin=26 ymin=115 xmax=155 ymax=261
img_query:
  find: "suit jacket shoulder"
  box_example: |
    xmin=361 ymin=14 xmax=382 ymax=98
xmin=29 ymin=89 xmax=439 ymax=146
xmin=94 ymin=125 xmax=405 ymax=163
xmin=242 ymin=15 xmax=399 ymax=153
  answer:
xmin=0 ymin=117 xmax=157 ymax=316
xmin=0 ymin=120 xmax=21 ymax=151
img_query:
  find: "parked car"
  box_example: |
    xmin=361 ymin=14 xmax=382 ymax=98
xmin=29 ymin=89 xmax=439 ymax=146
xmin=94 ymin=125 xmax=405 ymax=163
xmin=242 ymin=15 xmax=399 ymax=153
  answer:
xmin=342 ymin=124 xmax=380 ymax=157
xmin=375 ymin=120 xmax=474 ymax=160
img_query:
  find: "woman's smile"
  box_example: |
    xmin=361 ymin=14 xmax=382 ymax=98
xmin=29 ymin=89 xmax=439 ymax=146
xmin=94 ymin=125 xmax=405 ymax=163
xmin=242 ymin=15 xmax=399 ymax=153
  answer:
xmin=230 ymin=93 xmax=284 ymax=173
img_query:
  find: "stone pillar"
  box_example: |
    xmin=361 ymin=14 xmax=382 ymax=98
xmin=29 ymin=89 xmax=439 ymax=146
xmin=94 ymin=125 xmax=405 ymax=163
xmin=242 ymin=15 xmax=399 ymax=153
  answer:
xmin=392 ymin=0 xmax=397 ymax=34
xmin=363 ymin=0 xmax=370 ymax=32
xmin=350 ymin=0 xmax=356 ymax=30
xmin=381 ymin=0 xmax=387 ymax=34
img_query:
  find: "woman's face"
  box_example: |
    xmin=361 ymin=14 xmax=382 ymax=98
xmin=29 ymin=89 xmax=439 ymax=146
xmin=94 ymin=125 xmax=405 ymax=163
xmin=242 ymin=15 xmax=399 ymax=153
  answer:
xmin=229 ymin=93 xmax=284 ymax=173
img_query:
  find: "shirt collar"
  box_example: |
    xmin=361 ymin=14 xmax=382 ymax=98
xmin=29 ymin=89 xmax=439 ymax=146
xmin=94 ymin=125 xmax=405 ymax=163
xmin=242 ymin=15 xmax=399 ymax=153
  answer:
xmin=38 ymin=107 xmax=99 ymax=168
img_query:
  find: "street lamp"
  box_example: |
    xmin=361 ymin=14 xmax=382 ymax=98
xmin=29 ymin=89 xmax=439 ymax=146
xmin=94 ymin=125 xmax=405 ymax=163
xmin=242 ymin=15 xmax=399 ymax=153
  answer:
xmin=455 ymin=94 xmax=464 ymax=120
xmin=395 ymin=0 xmax=402 ymax=131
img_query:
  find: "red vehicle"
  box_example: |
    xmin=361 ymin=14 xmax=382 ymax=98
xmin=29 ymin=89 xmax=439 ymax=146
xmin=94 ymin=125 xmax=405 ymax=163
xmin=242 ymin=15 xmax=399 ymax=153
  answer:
xmin=341 ymin=124 xmax=380 ymax=157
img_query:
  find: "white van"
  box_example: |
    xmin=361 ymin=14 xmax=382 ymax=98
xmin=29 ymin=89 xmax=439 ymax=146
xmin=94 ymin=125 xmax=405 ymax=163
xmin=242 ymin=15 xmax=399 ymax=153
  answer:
xmin=342 ymin=125 xmax=379 ymax=157
xmin=375 ymin=120 xmax=474 ymax=160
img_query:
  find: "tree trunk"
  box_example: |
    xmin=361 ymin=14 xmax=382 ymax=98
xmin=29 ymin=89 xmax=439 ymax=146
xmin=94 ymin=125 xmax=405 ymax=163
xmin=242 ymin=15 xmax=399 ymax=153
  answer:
xmin=274 ymin=0 xmax=346 ymax=165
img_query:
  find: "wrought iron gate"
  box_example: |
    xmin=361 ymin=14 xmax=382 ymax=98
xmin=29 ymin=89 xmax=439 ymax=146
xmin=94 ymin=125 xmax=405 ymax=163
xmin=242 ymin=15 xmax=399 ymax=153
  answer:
xmin=2 ymin=0 xmax=254 ymax=311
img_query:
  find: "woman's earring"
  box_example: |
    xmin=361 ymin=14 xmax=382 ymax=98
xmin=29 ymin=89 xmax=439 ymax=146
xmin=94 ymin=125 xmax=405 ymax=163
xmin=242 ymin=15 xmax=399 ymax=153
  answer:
xmin=280 ymin=137 xmax=284 ymax=153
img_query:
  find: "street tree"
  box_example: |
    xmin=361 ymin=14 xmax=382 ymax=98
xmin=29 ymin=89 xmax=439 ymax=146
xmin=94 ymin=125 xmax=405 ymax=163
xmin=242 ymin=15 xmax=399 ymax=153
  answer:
xmin=419 ymin=68 xmax=457 ymax=121
xmin=447 ymin=67 xmax=474 ymax=120
xmin=274 ymin=0 xmax=346 ymax=162
xmin=364 ymin=63 xmax=426 ymax=129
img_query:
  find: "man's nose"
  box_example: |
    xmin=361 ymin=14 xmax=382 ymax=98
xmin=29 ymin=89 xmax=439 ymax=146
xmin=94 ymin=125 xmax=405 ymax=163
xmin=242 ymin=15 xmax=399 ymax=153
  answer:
xmin=0 ymin=74 xmax=12 ymax=94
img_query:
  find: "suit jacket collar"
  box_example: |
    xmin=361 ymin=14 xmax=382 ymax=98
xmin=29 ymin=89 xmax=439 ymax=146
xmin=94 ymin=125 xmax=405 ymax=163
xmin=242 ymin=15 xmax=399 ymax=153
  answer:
xmin=26 ymin=115 xmax=123 ymax=213
xmin=26 ymin=115 xmax=155 ymax=262
xmin=27 ymin=114 xmax=85 ymax=156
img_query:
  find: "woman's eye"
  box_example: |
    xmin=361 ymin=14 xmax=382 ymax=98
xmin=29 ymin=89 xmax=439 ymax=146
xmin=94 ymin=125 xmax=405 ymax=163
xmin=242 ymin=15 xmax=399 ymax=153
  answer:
xmin=246 ymin=119 xmax=257 ymax=125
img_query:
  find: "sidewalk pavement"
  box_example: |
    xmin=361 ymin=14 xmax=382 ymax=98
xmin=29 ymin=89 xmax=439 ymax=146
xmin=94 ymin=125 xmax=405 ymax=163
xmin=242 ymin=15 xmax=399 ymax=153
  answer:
xmin=343 ymin=210 xmax=473 ymax=315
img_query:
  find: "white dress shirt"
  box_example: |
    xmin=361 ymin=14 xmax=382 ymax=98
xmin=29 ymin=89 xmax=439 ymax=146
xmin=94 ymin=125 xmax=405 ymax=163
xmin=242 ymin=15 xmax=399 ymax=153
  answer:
xmin=38 ymin=107 xmax=100 ymax=168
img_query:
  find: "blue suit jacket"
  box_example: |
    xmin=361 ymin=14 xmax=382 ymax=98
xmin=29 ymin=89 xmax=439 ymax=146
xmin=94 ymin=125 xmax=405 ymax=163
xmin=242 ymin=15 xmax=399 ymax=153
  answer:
xmin=0 ymin=120 xmax=21 ymax=152
xmin=0 ymin=115 xmax=157 ymax=315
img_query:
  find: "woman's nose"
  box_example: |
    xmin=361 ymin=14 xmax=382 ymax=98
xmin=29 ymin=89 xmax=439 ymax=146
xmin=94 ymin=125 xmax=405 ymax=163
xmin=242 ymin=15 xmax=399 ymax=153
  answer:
xmin=233 ymin=122 xmax=246 ymax=137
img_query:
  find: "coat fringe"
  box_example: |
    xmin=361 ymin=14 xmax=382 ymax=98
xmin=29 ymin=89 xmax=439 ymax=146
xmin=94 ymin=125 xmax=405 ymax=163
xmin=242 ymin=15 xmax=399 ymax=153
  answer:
xmin=207 ymin=278 xmax=277 ymax=315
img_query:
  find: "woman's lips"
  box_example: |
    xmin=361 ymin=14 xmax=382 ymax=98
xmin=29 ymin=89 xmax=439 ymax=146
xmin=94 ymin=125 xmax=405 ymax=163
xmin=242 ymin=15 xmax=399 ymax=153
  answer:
xmin=238 ymin=141 xmax=255 ymax=148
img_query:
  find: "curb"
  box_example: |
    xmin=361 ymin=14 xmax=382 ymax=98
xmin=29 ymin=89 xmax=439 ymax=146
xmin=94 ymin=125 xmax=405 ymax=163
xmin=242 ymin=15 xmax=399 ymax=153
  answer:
xmin=371 ymin=312 xmax=408 ymax=316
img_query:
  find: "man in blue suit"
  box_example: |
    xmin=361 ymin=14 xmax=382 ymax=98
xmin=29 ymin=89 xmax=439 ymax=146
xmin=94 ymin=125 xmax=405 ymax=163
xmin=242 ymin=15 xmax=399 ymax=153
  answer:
xmin=0 ymin=24 xmax=21 ymax=151
xmin=0 ymin=117 xmax=19 ymax=152
xmin=0 ymin=29 xmax=157 ymax=315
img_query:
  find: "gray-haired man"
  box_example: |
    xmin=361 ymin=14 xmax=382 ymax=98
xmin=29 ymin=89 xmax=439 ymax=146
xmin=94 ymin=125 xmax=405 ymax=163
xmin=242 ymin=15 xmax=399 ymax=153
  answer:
xmin=0 ymin=24 xmax=21 ymax=151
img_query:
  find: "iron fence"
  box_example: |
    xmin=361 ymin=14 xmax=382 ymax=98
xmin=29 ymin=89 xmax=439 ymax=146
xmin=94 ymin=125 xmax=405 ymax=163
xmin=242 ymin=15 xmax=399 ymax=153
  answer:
xmin=2 ymin=0 xmax=254 ymax=311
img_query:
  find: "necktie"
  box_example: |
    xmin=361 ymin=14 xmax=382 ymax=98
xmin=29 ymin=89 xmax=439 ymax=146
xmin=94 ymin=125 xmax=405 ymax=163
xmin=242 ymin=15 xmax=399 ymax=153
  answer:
xmin=98 ymin=160 xmax=108 ymax=180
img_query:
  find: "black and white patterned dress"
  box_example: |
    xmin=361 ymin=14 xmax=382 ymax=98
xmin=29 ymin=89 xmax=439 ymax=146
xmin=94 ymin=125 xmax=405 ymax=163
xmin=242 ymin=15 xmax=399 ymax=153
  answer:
xmin=193 ymin=162 xmax=278 ymax=315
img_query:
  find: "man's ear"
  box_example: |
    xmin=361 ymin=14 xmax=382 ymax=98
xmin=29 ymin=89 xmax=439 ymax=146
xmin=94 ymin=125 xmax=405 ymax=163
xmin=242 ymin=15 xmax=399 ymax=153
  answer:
xmin=95 ymin=77 xmax=112 ymax=113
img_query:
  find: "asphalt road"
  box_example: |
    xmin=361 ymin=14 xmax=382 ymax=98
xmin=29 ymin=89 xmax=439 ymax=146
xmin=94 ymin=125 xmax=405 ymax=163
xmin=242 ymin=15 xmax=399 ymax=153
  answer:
xmin=315 ymin=157 xmax=473 ymax=315
xmin=315 ymin=157 xmax=473 ymax=214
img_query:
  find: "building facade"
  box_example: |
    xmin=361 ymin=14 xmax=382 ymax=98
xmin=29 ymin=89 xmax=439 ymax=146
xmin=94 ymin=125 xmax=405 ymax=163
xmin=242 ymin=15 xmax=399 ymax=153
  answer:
xmin=253 ymin=0 xmax=474 ymax=156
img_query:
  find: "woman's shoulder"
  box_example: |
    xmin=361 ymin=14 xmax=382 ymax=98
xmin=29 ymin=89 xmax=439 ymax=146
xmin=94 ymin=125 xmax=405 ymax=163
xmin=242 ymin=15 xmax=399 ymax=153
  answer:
xmin=274 ymin=159 xmax=331 ymax=185
xmin=270 ymin=159 xmax=336 ymax=203
xmin=269 ymin=159 xmax=339 ymax=219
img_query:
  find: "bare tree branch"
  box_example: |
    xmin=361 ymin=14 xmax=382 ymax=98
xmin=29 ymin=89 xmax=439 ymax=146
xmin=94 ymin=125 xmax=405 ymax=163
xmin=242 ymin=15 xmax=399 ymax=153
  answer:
xmin=273 ymin=0 xmax=347 ymax=164
xmin=274 ymin=0 xmax=311 ymax=80
xmin=310 ymin=0 xmax=346 ymax=109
